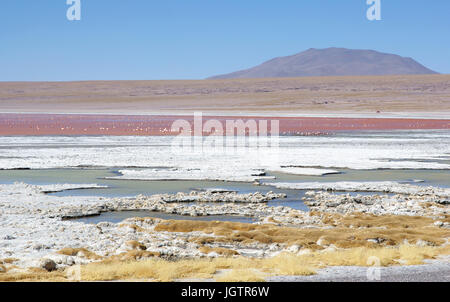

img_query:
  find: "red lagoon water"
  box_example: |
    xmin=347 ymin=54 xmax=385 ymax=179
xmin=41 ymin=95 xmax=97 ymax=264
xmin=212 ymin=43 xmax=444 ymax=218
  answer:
xmin=0 ymin=113 xmax=449 ymax=136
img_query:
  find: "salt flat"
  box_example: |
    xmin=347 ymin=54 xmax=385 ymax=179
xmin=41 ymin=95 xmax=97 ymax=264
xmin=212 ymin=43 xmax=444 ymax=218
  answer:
xmin=0 ymin=132 xmax=449 ymax=182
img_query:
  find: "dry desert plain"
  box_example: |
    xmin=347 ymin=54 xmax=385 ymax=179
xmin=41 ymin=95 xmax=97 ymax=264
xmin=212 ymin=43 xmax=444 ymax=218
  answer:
xmin=0 ymin=74 xmax=449 ymax=116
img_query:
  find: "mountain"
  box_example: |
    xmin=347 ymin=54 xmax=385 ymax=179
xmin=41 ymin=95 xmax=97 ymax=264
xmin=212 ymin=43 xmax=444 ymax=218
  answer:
xmin=208 ymin=48 xmax=438 ymax=79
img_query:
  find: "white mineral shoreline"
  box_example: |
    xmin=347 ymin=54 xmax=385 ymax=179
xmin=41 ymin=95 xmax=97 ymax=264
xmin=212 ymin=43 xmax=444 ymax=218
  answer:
xmin=1 ymin=181 xmax=449 ymax=272
xmin=1 ymin=133 xmax=449 ymax=175
xmin=267 ymin=181 xmax=450 ymax=197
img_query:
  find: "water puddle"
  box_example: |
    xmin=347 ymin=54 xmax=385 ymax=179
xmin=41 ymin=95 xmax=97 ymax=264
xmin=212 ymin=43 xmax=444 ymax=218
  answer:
xmin=0 ymin=167 xmax=447 ymax=223
xmin=72 ymin=210 xmax=256 ymax=224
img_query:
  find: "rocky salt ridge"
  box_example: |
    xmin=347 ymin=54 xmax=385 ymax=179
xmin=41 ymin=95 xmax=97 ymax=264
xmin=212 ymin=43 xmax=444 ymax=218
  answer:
xmin=38 ymin=184 xmax=108 ymax=193
xmin=1 ymin=182 xmax=449 ymax=272
xmin=107 ymin=166 xmax=342 ymax=182
xmin=269 ymin=181 xmax=450 ymax=197
xmin=302 ymin=191 xmax=449 ymax=219
xmin=107 ymin=190 xmax=285 ymax=207
xmin=0 ymin=183 xmax=107 ymax=269
xmin=57 ymin=190 xmax=288 ymax=219
xmin=106 ymin=168 xmax=276 ymax=183
xmin=0 ymin=183 xmax=297 ymax=270
xmin=267 ymin=167 xmax=341 ymax=176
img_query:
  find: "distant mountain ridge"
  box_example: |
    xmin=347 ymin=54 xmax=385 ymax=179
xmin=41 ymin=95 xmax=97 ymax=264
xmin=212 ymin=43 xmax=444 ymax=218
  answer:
xmin=208 ymin=48 xmax=438 ymax=79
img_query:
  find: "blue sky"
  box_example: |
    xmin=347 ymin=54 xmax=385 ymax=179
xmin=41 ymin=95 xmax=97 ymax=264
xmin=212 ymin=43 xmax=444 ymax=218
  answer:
xmin=1 ymin=0 xmax=449 ymax=81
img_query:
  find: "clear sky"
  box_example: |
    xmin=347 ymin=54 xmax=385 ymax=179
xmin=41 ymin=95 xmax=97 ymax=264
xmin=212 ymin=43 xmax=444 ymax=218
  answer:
xmin=1 ymin=0 xmax=449 ymax=81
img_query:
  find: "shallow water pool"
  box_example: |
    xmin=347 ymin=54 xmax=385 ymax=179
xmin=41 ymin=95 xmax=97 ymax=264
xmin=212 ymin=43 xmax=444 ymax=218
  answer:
xmin=69 ymin=210 xmax=257 ymax=224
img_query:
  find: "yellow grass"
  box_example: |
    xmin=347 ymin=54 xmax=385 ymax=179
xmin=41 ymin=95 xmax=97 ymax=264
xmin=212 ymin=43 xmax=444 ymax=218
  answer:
xmin=156 ymin=216 xmax=450 ymax=249
xmin=299 ymin=245 xmax=439 ymax=267
xmin=78 ymin=255 xmax=314 ymax=282
xmin=215 ymin=269 xmax=266 ymax=282
xmin=0 ymin=269 xmax=66 ymax=282
xmin=57 ymin=248 xmax=102 ymax=260
xmin=1 ymin=244 xmax=447 ymax=282
xmin=79 ymin=258 xmax=219 ymax=282
xmin=0 ymin=258 xmax=18 ymax=265
xmin=198 ymin=246 xmax=239 ymax=256
xmin=1 ymin=213 xmax=449 ymax=282
xmin=261 ymin=254 xmax=316 ymax=276
xmin=67 ymin=244 xmax=448 ymax=282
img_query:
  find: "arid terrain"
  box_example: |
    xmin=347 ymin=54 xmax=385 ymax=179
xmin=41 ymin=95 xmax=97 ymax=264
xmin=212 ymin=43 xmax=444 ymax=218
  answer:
xmin=1 ymin=75 xmax=449 ymax=116
xmin=0 ymin=74 xmax=449 ymax=282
